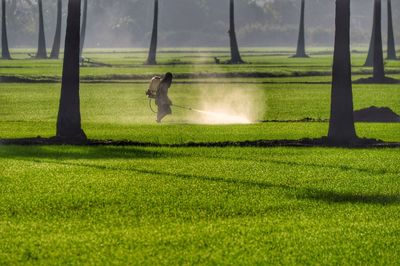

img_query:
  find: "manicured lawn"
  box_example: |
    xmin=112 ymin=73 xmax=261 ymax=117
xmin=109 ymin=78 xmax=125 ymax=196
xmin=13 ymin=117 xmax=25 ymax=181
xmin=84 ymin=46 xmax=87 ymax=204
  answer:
xmin=1 ymin=81 xmax=399 ymax=142
xmin=0 ymin=48 xmax=399 ymax=264
xmin=1 ymin=48 xmax=399 ymax=80
xmin=0 ymin=146 xmax=399 ymax=265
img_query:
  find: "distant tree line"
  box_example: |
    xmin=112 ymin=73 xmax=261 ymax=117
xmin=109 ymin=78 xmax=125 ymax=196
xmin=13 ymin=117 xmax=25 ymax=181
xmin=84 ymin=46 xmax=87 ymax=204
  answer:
xmin=0 ymin=0 xmax=398 ymax=49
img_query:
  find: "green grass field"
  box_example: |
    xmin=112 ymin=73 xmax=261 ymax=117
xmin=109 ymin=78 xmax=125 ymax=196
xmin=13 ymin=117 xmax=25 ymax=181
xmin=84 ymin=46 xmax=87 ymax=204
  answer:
xmin=1 ymin=48 xmax=399 ymax=265
xmin=1 ymin=146 xmax=400 ymax=265
xmin=2 ymin=48 xmax=400 ymax=81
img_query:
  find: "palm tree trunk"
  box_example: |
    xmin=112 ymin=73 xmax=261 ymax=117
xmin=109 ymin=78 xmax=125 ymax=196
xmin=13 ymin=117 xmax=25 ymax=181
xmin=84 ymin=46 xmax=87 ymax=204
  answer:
xmin=387 ymin=0 xmax=396 ymax=60
xmin=50 ymin=0 xmax=62 ymax=59
xmin=79 ymin=0 xmax=87 ymax=59
xmin=364 ymin=0 xmax=377 ymax=67
xmin=36 ymin=0 xmax=47 ymax=59
xmin=56 ymin=0 xmax=86 ymax=140
xmin=293 ymin=0 xmax=308 ymax=57
xmin=229 ymin=0 xmax=244 ymax=64
xmin=146 ymin=0 xmax=158 ymax=65
xmin=372 ymin=0 xmax=385 ymax=80
xmin=328 ymin=0 xmax=357 ymax=143
xmin=1 ymin=0 xmax=11 ymax=59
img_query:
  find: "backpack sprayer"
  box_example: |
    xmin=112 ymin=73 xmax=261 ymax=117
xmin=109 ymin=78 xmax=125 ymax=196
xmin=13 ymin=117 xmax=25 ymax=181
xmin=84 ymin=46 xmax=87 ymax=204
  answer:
xmin=146 ymin=76 xmax=194 ymax=113
xmin=146 ymin=76 xmax=161 ymax=113
xmin=146 ymin=76 xmax=161 ymax=100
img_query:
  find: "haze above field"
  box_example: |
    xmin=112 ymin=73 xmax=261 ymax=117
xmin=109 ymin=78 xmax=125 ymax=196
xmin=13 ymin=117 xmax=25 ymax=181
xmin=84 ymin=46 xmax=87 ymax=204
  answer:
xmin=6 ymin=0 xmax=400 ymax=48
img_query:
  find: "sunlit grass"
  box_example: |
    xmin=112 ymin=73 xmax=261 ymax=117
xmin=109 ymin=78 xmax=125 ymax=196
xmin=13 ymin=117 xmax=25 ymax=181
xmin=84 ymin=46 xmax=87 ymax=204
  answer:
xmin=1 ymin=48 xmax=399 ymax=81
xmin=0 ymin=146 xmax=399 ymax=264
xmin=1 ymin=81 xmax=399 ymax=142
xmin=0 ymin=48 xmax=399 ymax=265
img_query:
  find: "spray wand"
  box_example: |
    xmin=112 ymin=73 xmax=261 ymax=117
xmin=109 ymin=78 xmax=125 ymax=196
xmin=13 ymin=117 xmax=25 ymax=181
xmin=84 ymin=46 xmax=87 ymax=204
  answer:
xmin=171 ymin=104 xmax=194 ymax=111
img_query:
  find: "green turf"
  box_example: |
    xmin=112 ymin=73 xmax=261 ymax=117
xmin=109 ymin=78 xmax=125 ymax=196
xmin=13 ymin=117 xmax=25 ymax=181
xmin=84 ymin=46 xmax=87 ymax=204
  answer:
xmin=1 ymin=81 xmax=399 ymax=142
xmin=1 ymin=48 xmax=399 ymax=81
xmin=1 ymin=48 xmax=399 ymax=264
xmin=0 ymin=146 xmax=399 ymax=265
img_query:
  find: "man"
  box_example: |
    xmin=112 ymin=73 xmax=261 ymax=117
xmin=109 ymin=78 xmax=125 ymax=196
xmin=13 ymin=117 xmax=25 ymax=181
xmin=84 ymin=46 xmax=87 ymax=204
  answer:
xmin=155 ymin=72 xmax=173 ymax=123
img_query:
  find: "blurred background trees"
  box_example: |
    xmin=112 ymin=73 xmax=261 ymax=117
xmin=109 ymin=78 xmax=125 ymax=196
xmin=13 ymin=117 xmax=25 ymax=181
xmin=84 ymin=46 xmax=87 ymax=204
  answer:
xmin=3 ymin=0 xmax=399 ymax=48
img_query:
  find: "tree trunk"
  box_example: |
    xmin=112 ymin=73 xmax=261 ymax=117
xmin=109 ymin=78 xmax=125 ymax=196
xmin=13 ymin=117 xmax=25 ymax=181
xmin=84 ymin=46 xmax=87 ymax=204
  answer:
xmin=387 ymin=0 xmax=397 ymax=60
xmin=50 ymin=0 xmax=62 ymax=59
xmin=1 ymin=0 xmax=11 ymax=59
xmin=328 ymin=0 xmax=357 ymax=143
xmin=56 ymin=0 xmax=86 ymax=140
xmin=79 ymin=0 xmax=87 ymax=59
xmin=293 ymin=0 xmax=308 ymax=58
xmin=364 ymin=0 xmax=382 ymax=67
xmin=372 ymin=0 xmax=385 ymax=80
xmin=364 ymin=0 xmax=378 ymax=67
xmin=364 ymin=22 xmax=375 ymax=66
xmin=229 ymin=0 xmax=244 ymax=64
xmin=36 ymin=0 xmax=47 ymax=59
xmin=146 ymin=0 xmax=158 ymax=65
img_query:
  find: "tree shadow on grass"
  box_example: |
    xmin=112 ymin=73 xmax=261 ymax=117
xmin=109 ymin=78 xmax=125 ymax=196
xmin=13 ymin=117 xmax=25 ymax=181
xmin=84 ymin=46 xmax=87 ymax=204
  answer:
xmin=262 ymin=158 xmax=399 ymax=176
xmin=25 ymin=159 xmax=400 ymax=206
xmin=184 ymin=152 xmax=399 ymax=177
xmin=301 ymin=189 xmax=400 ymax=205
xmin=1 ymin=145 xmax=398 ymax=206
xmin=0 ymin=145 xmax=171 ymax=160
xmin=152 ymin=167 xmax=400 ymax=205
xmin=143 ymin=168 xmax=400 ymax=205
xmin=270 ymin=158 xmax=396 ymax=176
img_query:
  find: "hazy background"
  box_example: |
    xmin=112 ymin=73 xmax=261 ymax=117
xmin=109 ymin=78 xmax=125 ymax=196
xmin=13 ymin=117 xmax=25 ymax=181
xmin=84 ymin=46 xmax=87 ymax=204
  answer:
xmin=5 ymin=0 xmax=400 ymax=49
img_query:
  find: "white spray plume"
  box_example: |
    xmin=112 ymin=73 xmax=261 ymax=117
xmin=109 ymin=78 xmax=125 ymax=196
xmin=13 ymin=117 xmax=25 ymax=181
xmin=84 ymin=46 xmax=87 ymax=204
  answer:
xmin=185 ymin=84 xmax=264 ymax=125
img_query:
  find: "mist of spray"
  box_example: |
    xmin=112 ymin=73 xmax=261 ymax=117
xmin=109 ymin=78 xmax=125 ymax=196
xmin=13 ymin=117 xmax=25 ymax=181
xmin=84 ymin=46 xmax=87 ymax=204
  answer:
xmin=180 ymin=107 xmax=251 ymax=124
xmin=184 ymin=85 xmax=264 ymax=125
xmin=192 ymin=109 xmax=251 ymax=124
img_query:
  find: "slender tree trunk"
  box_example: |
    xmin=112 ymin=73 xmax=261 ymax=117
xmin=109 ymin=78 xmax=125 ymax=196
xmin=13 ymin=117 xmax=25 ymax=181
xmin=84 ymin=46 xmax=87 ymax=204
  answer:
xmin=146 ymin=0 xmax=158 ymax=65
xmin=79 ymin=0 xmax=87 ymax=59
xmin=364 ymin=0 xmax=377 ymax=66
xmin=56 ymin=0 xmax=86 ymax=140
xmin=36 ymin=0 xmax=47 ymax=59
xmin=1 ymin=0 xmax=11 ymax=59
xmin=387 ymin=0 xmax=397 ymax=60
xmin=229 ymin=0 xmax=244 ymax=64
xmin=372 ymin=0 xmax=385 ymax=80
xmin=50 ymin=0 xmax=62 ymax=59
xmin=293 ymin=0 xmax=308 ymax=58
xmin=328 ymin=0 xmax=357 ymax=143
